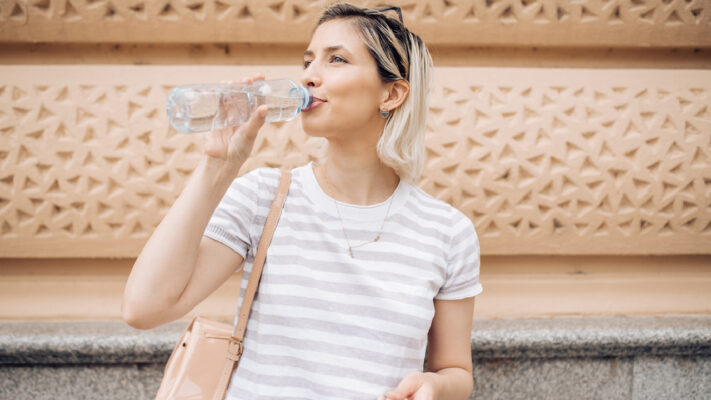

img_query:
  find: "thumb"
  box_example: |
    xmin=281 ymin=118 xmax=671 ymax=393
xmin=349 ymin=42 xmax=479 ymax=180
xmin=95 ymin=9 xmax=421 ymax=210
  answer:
xmin=385 ymin=375 xmax=420 ymax=400
xmin=238 ymin=104 xmax=268 ymax=141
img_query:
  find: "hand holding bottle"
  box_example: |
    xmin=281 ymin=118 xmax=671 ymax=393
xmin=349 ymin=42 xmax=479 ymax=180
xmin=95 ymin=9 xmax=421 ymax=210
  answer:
xmin=202 ymin=74 xmax=269 ymax=171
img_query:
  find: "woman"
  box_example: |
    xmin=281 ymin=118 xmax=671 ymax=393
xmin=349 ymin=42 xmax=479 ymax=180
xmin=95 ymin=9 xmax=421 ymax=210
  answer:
xmin=123 ymin=3 xmax=482 ymax=400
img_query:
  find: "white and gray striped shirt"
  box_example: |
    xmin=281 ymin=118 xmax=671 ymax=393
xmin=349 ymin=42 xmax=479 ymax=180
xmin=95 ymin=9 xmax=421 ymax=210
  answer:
xmin=204 ymin=163 xmax=482 ymax=399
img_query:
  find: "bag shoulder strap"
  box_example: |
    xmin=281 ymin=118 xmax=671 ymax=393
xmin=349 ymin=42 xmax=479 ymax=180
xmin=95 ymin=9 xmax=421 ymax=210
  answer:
xmin=232 ymin=168 xmax=291 ymax=340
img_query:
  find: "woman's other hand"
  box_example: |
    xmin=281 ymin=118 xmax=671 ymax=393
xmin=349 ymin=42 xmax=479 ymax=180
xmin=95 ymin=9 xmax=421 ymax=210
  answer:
xmin=377 ymin=371 xmax=438 ymax=400
xmin=203 ymin=73 xmax=268 ymax=171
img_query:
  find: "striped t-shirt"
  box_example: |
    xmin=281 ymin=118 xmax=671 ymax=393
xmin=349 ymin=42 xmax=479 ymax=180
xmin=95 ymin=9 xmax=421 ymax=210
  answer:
xmin=204 ymin=163 xmax=482 ymax=400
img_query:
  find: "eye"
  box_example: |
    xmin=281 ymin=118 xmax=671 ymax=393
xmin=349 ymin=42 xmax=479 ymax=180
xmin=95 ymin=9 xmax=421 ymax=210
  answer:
xmin=303 ymin=60 xmax=312 ymax=69
xmin=330 ymin=55 xmax=347 ymax=63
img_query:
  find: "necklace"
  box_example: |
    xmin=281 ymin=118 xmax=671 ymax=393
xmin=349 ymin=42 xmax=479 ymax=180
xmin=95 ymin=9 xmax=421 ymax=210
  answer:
xmin=321 ymin=168 xmax=397 ymax=258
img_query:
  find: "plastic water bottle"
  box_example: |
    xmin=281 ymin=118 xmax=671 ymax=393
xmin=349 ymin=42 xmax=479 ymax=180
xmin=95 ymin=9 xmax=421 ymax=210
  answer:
xmin=166 ymin=79 xmax=313 ymax=134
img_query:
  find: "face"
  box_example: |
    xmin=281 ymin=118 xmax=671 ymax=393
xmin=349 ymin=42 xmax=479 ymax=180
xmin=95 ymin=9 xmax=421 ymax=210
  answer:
xmin=300 ymin=19 xmax=389 ymax=140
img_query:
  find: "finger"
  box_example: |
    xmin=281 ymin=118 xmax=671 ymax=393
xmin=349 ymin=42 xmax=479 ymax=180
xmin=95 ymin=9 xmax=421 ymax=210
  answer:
xmin=252 ymin=72 xmax=266 ymax=81
xmin=253 ymin=104 xmax=268 ymax=122
xmin=236 ymin=104 xmax=268 ymax=140
xmin=386 ymin=379 xmax=418 ymax=400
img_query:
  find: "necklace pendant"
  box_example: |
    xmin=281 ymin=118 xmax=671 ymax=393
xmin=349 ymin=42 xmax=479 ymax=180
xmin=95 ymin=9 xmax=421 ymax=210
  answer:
xmin=349 ymin=247 xmax=354 ymax=258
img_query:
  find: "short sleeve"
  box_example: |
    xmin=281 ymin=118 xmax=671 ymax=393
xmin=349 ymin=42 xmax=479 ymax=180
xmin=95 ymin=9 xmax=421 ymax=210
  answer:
xmin=203 ymin=168 xmax=263 ymax=259
xmin=435 ymin=210 xmax=483 ymax=300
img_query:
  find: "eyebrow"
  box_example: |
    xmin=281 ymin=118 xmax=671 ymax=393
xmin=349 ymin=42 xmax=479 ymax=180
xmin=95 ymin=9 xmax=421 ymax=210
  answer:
xmin=303 ymin=45 xmax=347 ymax=58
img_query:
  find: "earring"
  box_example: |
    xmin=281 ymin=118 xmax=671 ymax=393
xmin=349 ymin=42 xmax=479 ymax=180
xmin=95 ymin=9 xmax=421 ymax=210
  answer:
xmin=379 ymin=108 xmax=390 ymax=118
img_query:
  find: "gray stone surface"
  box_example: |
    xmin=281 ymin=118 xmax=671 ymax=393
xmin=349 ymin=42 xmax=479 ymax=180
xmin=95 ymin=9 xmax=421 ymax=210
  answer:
xmin=1 ymin=316 xmax=710 ymax=399
xmin=0 ymin=363 xmax=164 ymax=400
xmin=631 ymin=356 xmax=711 ymax=400
xmin=471 ymin=356 xmax=634 ymax=400
xmin=3 ymin=316 xmax=709 ymax=364
xmin=470 ymin=316 xmax=711 ymax=359
xmin=0 ymin=319 xmax=188 ymax=364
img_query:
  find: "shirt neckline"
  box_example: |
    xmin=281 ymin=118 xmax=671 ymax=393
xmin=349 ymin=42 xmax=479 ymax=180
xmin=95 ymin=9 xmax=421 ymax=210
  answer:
xmin=298 ymin=161 xmax=411 ymax=222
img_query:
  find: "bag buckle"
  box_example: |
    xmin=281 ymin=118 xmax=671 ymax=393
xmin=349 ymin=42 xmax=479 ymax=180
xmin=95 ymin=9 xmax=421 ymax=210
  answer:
xmin=226 ymin=337 xmax=244 ymax=361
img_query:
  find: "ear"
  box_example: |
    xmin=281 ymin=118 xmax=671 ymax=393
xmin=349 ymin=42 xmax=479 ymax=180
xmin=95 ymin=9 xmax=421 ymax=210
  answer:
xmin=380 ymin=79 xmax=410 ymax=112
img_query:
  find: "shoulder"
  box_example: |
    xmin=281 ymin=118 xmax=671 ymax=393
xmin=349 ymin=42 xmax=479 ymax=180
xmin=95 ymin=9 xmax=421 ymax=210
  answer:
xmin=221 ymin=167 xmax=280 ymax=207
xmin=240 ymin=164 xmax=308 ymax=182
xmin=406 ymin=184 xmax=472 ymax=226
xmin=230 ymin=166 xmax=284 ymax=192
xmin=406 ymin=184 xmax=478 ymax=248
xmin=234 ymin=164 xmax=311 ymax=197
xmin=237 ymin=166 xmax=280 ymax=182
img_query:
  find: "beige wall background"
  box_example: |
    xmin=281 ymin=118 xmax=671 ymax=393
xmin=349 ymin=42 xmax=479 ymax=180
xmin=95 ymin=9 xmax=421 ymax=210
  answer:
xmin=0 ymin=0 xmax=710 ymax=321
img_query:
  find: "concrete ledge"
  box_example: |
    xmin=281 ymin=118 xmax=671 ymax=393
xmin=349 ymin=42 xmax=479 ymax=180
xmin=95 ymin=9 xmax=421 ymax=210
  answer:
xmin=0 ymin=320 xmax=182 ymax=365
xmin=469 ymin=316 xmax=711 ymax=359
xmin=467 ymin=316 xmax=711 ymax=400
xmin=1 ymin=316 xmax=710 ymax=400
xmin=2 ymin=316 xmax=710 ymax=364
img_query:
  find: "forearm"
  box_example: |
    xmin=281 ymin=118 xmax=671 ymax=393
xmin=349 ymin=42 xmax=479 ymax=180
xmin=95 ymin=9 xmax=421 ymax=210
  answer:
xmin=428 ymin=367 xmax=474 ymax=400
xmin=122 ymin=156 xmax=239 ymax=322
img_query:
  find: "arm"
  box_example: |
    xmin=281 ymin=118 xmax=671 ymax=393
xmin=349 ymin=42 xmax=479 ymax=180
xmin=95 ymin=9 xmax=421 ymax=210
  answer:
xmin=122 ymin=75 xmax=269 ymax=330
xmin=426 ymin=296 xmax=476 ymax=399
xmin=424 ymin=214 xmax=479 ymax=398
xmin=380 ymin=296 xmax=475 ymax=400
xmin=121 ymin=156 xmax=246 ymax=330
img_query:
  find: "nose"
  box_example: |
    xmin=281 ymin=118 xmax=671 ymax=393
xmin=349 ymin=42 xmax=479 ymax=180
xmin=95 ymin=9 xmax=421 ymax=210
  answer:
xmin=300 ymin=65 xmax=321 ymax=88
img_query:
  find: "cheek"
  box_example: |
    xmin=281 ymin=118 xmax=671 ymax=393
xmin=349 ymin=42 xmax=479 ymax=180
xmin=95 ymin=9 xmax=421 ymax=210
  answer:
xmin=333 ymin=93 xmax=373 ymax=119
xmin=329 ymin=76 xmax=381 ymax=119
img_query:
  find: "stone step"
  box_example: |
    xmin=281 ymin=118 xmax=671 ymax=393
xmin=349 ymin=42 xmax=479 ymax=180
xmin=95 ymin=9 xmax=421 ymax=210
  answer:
xmin=1 ymin=316 xmax=709 ymax=399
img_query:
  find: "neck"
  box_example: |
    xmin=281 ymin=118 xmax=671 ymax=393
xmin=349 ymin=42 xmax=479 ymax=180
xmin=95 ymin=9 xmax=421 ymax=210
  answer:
xmin=314 ymin=140 xmax=400 ymax=206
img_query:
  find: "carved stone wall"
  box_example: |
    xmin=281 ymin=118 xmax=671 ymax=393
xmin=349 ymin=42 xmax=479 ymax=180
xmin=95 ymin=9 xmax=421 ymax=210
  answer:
xmin=1 ymin=65 xmax=709 ymax=257
xmin=1 ymin=0 xmax=709 ymax=46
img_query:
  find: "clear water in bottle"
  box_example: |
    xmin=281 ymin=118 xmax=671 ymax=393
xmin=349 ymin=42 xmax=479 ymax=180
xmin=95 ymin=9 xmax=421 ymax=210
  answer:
xmin=166 ymin=79 xmax=312 ymax=134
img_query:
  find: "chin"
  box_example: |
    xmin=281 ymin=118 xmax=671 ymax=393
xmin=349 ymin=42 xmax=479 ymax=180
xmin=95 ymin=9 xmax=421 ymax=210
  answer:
xmin=300 ymin=118 xmax=331 ymax=139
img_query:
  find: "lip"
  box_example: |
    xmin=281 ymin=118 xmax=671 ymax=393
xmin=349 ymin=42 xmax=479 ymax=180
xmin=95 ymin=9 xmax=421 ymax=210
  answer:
xmin=302 ymin=97 xmax=326 ymax=112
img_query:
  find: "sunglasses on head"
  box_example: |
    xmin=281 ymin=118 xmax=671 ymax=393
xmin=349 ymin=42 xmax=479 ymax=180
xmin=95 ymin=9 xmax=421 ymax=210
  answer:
xmin=364 ymin=6 xmax=403 ymax=24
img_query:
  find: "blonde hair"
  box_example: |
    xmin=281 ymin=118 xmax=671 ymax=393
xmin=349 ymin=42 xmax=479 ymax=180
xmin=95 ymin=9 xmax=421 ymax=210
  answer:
xmin=316 ymin=3 xmax=434 ymax=183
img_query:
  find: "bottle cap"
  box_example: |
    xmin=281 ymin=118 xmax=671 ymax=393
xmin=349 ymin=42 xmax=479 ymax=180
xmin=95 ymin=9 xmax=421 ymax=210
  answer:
xmin=291 ymin=86 xmax=313 ymax=111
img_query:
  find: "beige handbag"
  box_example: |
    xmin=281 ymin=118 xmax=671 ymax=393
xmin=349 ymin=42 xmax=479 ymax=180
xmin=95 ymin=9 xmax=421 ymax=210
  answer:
xmin=155 ymin=170 xmax=291 ymax=400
